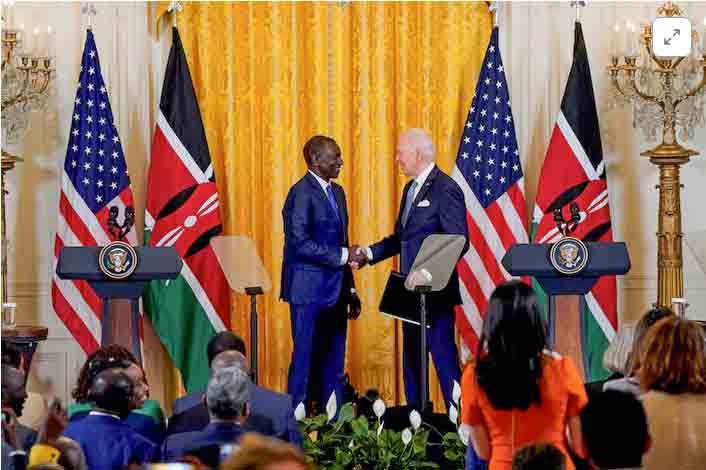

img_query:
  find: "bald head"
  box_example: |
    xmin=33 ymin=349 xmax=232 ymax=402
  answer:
xmin=87 ymin=369 xmax=133 ymax=418
xmin=212 ymin=350 xmax=250 ymax=374
xmin=396 ymin=128 xmax=436 ymax=177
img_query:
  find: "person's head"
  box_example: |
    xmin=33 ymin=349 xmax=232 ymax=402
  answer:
xmin=303 ymin=135 xmax=342 ymax=181
xmin=639 ymin=316 xmax=706 ymax=394
xmin=602 ymin=325 xmax=635 ymax=376
xmin=475 ymin=280 xmax=547 ymax=410
xmin=73 ymin=344 xmax=149 ymax=408
xmin=395 ymin=128 xmax=436 ymax=177
xmin=86 ymin=368 xmax=134 ymax=419
xmin=220 ymin=433 xmax=309 ymax=470
xmin=1 ymin=342 xmax=23 ymax=370
xmin=512 ymin=443 xmax=566 ymax=470
xmin=626 ymin=306 xmax=673 ymax=376
xmin=205 ymin=366 xmax=250 ymax=423
xmin=207 ymin=331 xmax=247 ymax=367
xmin=211 ymin=350 xmax=250 ymax=374
xmin=580 ymin=390 xmax=650 ymax=469
xmin=1 ymin=364 xmax=27 ymax=417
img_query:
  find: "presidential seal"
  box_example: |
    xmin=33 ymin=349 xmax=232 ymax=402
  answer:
xmin=98 ymin=241 xmax=138 ymax=280
xmin=550 ymin=237 xmax=589 ymax=275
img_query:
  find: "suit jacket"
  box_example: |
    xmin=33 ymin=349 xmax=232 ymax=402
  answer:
xmin=370 ymin=165 xmax=469 ymax=309
xmin=162 ymin=422 xmax=243 ymax=462
xmin=280 ymin=171 xmax=354 ymax=307
xmin=1 ymin=423 xmax=36 ymax=470
xmin=69 ymin=409 xmax=166 ymax=446
xmin=169 ymin=383 xmax=303 ymax=447
xmin=63 ymin=414 xmax=157 ymax=470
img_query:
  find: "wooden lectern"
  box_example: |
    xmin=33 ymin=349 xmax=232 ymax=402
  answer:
xmin=56 ymin=246 xmax=182 ymax=363
xmin=502 ymin=242 xmax=630 ymax=380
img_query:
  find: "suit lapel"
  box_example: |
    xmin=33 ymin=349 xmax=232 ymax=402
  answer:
xmin=396 ymin=180 xmax=414 ymax=230
xmin=405 ymin=166 xmax=439 ymax=225
xmin=305 ymin=172 xmax=339 ymax=222
xmin=333 ymin=183 xmax=348 ymax=237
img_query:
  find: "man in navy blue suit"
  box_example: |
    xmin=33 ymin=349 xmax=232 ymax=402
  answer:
xmin=355 ymin=128 xmax=469 ymax=409
xmin=63 ymin=368 xmax=157 ymax=469
xmin=281 ymin=135 xmax=362 ymax=412
xmin=170 ymin=332 xmax=301 ymax=446
xmin=162 ymin=366 xmax=249 ymax=462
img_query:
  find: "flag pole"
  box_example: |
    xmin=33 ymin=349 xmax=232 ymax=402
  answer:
xmin=571 ymin=1 xmax=587 ymax=23
xmin=488 ymin=1 xmax=499 ymax=28
xmin=81 ymin=2 xmax=96 ymax=31
xmin=168 ymin=1 xmax=183 ymax=28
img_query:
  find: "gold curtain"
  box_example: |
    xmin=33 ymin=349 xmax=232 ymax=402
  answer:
xmin=155 ymin=1 xmax=491 ymax=410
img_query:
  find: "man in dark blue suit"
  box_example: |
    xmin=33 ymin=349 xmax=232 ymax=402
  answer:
xmin=162 ymin=366 xmax=249 ymax=462
xmin=170 ymin=332 xmax=301 ymax=446
xmin=63 ymin=368 xmax=157 ymax=469
xmin=355 ymin=128 xmax=469 ymax=409
xmin=281 ymin=135 xmax=362 ymax=412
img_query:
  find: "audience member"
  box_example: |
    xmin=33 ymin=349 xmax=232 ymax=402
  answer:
xmin=220 ymin=433 xmax=309 ymax=470
xmin=162 ymin=366 xmax=250 ymax=462
xmin=2 ymin=364 xmax=37 ymax=470
xmin=584 ymin=325 xmax=633 ymax=399
xmin=70 ymin=344 xmax=165 ymax=445
xmin=2 ymin=342 xmax=48 ymax=430
xmin=603 ymin=307 xmax=673 ymax=397
xmin=63 ymin=368 xmax=157 ymax=470
xmin=512 ymin=443 xmax=566 ymax=470
xmin=461 ymin=281 xmax=587 ymax=470
xmin=169 ymin=332 xmax=302 ymax=446
xmin=639 ymin=317 xmax=706 ymax=470
xmin=580 ymin=390 xmax=649 ymax=469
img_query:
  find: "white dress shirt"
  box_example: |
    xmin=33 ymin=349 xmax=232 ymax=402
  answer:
xmin=308 ymin=170 xmax=348 ymax=265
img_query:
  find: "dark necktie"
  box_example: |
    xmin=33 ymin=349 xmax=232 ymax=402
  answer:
xmin=401 ymin=180 xmax=418 ymax=227
xmin=326 ymin=184 xmax=341 ymax=222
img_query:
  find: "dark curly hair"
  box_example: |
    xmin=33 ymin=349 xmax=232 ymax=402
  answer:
xmin=73 ymin=344 xmax=141 ymax=402
xmin=476 ymin=281 xmax=547 ymax=410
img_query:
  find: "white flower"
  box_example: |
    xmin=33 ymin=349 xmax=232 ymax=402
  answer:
xmin=377 ymin=420 xmax=384 ymax=438
xmin=349 ymin=440 xmax=355 ymax=449
xmin=452 ymin=380 xmax=462 ymax=405
xmin=326 ymin=391 xmax=337 ymax=422
xmin=449 ymin=404 xmax=459 ymax=425
xmin=409 ymin=410 xmax=421 ymax=430
xmin=458 ymin=424 xmax=471 ymax=447
xmin=401 ymin=427 xmax=413 ymax=445
xmin=294 ymin=402 xmax=306 ymax=422
xmin=373 ymin=398 xmax=386 ymax=418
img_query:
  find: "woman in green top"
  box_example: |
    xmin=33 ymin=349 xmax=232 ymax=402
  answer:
xmin=68 ymin=344 xmax=166 ymax=445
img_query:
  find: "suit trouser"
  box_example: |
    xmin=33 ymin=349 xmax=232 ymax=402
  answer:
xmin=402 ymin=304 xmax=461 ymax=409
xmin=287 ymin=302 xmax=347 ymax=410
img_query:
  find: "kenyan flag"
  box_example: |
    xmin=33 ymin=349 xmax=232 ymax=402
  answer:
xmin=531 ymin=22 xmax=616 ymax=381
xmin=144 ymin=27 xmax=230 ymax=393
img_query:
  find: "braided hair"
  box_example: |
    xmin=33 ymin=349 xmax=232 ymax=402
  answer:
xmin=73 ymin=344 xmax=140 ymax=402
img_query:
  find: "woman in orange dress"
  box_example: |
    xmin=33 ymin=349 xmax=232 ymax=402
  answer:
xmin=461 ymin=281 xmax=587 ymax=470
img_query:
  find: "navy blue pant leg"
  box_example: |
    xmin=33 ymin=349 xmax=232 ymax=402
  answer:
xmin=402 ymin=306 xmax=461 ymax=409
xmin=287 ymin=303 xmax=347 ymax=410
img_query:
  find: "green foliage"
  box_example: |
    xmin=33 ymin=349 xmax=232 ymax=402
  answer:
xmin=299 ymin=403 xmax=441 ymax=470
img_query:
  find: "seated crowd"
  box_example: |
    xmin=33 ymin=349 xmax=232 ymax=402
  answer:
xmin=2 ymin=281 xmax=706 ymax=469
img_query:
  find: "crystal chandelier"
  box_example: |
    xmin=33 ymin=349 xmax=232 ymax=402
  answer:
xmin=609 ymin=3 xmax=705 ymax=143
xmin=1 ymin=2 xmax=55 ymax=145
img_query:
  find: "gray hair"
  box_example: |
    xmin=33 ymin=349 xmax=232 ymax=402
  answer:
xmin=602 ymin=325 xmax=635 ymax=375
xmin=206 ymin=366 xmax=250 ymax=420
xmin=403 ymin=128 xmax=436 ymax=162
xmin=211 ymin=350 xmax=249 ymax=374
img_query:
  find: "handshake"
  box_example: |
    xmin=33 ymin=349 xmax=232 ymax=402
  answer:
xmin=348 ymin=245 xmax=369 ymax=270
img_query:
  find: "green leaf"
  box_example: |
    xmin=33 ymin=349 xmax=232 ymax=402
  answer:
xmin=335 ymin=402 xmax=355 ymax=425
xmin=351 ymin=415 xmax=369 ymax=437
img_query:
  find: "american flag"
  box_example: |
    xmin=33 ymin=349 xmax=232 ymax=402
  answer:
xmin=451 ymin=27 xmax=528 ymax=355
xmin=52 ymin=30 xmax=136 ymax=354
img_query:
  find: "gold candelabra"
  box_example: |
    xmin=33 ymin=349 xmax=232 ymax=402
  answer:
xmin=608 ymin=2 xmax=705 ymax=308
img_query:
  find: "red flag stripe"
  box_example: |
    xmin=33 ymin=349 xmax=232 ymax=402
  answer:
xmin=52 ymin=283 xmax=100 ymax=354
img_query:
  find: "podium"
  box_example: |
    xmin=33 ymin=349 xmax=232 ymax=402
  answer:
xmin=56 ymin=246 xmax=182 ymax=363
xmin=501 ymin=242 xmax=630 ymax=379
